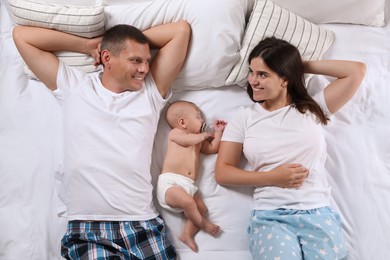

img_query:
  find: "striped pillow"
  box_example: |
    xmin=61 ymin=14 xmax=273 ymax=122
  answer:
xmin=23 ymin=52 xmax=102 ymax=80
xmin=7 ymin=0 xmax=105 ymax=79
xmin=8 ymin=0 xmax=105 ymax=38
xmin=225 ymin=0 xmax=334 ymax=87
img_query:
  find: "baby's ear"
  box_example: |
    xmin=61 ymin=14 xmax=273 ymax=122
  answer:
xmin=178 ymin=118 xmax=186 ymax=128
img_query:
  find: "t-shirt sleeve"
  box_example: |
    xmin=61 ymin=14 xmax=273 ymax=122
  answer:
xmin=221 ymin=106 xmax=247 ymax=143
xmin=312 ymin=90 xmax=332 ymax=117
xmin=53 ymin=61 xmax=87 ymax=100
xmin=145 ymin=73 xmax=172 ymax=113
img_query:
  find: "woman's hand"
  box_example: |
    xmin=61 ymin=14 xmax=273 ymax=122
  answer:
xmin=268 ymin=163 xmax=309 ymax=188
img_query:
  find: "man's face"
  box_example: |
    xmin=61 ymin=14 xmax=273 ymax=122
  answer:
xmin=109 ymin=39 xmax=151 ymax=92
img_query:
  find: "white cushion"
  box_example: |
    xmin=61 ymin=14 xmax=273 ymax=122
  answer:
xmin=7 ymin=0 xmax=105 ymax=38
xmin=104 ymin=0 xmax=251 ymax=91
xmin=100 ymin=0 xmax=154 ymax=5
xmin=7 ymin=0 xmax=105 ymax=79
xmin=226 ymin=0 xmax=334 ymax=87
xmin=24 ymin=52 xmax=102 ymax=80
xmin=272 ymin=0 xmax=385 ymax=27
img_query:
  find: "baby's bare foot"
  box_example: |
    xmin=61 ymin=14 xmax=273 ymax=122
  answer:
xmin=179 ymin=233 xmax=198 ymax=252
xmin=202 ymin=220 xmax=220 ymax=237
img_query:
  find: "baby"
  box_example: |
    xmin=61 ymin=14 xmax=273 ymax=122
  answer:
xmin=156 ymin=101 xmax=226 ymax=252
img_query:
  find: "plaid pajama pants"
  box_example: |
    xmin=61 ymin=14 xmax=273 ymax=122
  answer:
xmin=61 ymin=217 xmax=176 ymax=260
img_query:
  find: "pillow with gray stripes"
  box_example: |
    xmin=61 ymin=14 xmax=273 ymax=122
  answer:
xmin=7 ymin=0 xmax=105 ymax=79
xmin=23 ymin=51 xmax=102 ymax=81
xmin=7 ymin=0 xmax=105 ymax=38
xmin=225 ymin=0 xmax=334 ymax=87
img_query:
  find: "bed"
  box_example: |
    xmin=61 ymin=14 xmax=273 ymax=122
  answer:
xmin=1 ymin=0 xmax=389 ymax=259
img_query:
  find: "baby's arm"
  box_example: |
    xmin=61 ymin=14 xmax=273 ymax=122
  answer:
xmin=169 ymin=128 xmax=213 ymax=147
xmin=201 ymin=120 xmax=227 ymax=154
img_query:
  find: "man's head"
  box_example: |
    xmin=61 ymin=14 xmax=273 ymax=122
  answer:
xmin=101 ymin=25 xmax=149 ymax=57
xmin=100 ymin=25 xmax=151 ymax=93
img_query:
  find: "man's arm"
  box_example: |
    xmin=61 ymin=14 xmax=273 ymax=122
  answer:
xmin=12 ymin=26 xmax=101 ymax=90
xmin=143 ymin=21 xmax=191 ymax=98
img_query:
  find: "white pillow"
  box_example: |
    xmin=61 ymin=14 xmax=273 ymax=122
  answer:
xmin=7 ymin=0 xmax=105 ymax=79
xmin=226 ymin=0 xmax=334 ymax=87
xmin=100 ymin=0 xmax=154 ymax=5
xmin=7 ymin=0 xmax=105 ymax=38
xmin=272 ymin=0 xmax=385 ymax=27
xmin=104 ymin=0 xmax=251 ymax=91
xmin=24 ymin=52 xmax=102 ymax=80
xmin=35 ymin=0 xmax=98 ymax=6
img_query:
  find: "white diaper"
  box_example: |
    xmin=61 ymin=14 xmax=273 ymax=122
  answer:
xmin=156 ymin=172 xmax=198 ymax=213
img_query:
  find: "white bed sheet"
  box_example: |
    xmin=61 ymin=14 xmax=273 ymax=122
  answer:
xmin=0 ymin=2 xmax=66 ymax=259
xmin=317 ymin=18 xmax=390 ymax=260
xmin=153 ymin=4 xmax=390 ymax=258
xmin=1 ymin=0 xmax=390 ymax=259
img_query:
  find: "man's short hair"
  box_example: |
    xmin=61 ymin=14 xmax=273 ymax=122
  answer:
xmin=101 ymin=24 xmax=149 ymax=56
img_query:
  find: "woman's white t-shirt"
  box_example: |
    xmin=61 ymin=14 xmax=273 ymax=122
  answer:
xmin=222 ymin=91 xmax=333 ymax=210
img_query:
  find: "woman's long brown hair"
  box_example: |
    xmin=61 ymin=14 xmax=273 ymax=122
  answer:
xmin=246 ymin=37 xmax=329 ymax=125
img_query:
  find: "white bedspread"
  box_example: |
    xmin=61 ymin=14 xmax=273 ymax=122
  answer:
xmin=0 ymin=0 xmax=389 ymax=259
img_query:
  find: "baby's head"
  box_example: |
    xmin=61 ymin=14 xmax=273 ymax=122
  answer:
xmin=166 ymin=101 xmax=205 ymax=133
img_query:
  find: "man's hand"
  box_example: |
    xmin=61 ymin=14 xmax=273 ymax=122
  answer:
xmin=88 ymin=36 xmax=103 ymax=66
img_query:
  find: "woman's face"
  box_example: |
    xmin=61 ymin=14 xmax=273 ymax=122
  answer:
xmin=247 ymin=57 xmax=288 ymax=103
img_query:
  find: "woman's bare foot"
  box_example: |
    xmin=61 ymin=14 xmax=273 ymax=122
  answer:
xmin=179 ymin=232 xmax=199 ymax=252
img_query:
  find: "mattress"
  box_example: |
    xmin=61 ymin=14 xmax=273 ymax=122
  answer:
xmin=0 ymin=0 xmax=389 ymax=259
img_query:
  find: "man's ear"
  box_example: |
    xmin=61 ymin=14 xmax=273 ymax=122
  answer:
xmin=101 ymin=50 xmax=110 ymax=68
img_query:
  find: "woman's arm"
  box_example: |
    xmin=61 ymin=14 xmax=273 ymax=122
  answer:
xmin=215 ymin=141 xmax=308 ymax=188
xmin=304 ymin=60 xmax=366 ymax=114
xmin=13 ymin=26 xmax=101 ymax=90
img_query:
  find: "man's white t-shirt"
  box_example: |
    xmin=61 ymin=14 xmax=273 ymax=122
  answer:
xmin=222 ymin=91 xmax=333 ymax=210
xmin=55 ymin=62 xmax=170 ymax=221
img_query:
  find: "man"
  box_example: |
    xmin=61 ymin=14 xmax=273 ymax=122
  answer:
xmin=13 ymin=20 xmax=191 ymax=259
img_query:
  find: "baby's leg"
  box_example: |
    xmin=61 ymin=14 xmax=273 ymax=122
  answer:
xmin=182 ymin=193 xmax=207 ymax=239
xmin=179 ymin=193 xmax=220 ymax=252
xmin=165 ymin=187 xmax=204 ymax=227
xmin=193 ymin=193 xmax=220 ymax=236
xmin=180 ymin=219 xmax=200 ymax=252
xmin=165 ymin=188 xmax=220 ymax=252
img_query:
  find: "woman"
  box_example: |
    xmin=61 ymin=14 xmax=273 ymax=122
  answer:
xmin=215 ymin=37 xmax=365 ymax=259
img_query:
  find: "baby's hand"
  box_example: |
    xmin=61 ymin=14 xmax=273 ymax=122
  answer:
xmin=213 ymin=120 xmax=227 ymax=132
xmin=201 ymin=131 xmax=214 ymax=140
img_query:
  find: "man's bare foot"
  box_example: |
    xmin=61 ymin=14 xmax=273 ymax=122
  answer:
xmin=179 ymin=233 xmax=198 ymax=252
xmin=202 ymin=220 xmax=220 ymax=237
